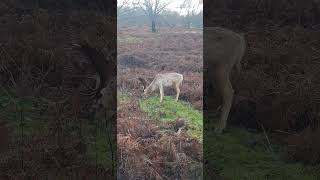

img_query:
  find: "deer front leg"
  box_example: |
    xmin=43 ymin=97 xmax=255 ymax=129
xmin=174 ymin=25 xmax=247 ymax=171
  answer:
xmin=175 ymin=83 xmax=180 ymax=102
xmin=159 ymin=85 xmax=164 ymax=103
xmin=214 ymin=67 xmax=234 ymax=133
xmin=216 ymin=81 xmax=233 ymax=133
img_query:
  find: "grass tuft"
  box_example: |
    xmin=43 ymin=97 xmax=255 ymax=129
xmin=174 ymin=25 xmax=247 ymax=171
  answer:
xmin=205 ymin=128 xmax=319 ymax=180
xmin=140 ymin=96 xmax=203 ymax=142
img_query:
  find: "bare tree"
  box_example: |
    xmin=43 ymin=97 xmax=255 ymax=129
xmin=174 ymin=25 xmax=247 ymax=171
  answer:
xmin=117 ymin=0 xmax=130 ymax=15
xmin=117 ymin=0 xmax=129 ymax=10
xmin=138 ymin=0 xmax=172 ymax=32
xmin=180 ymin=0 xmax=202 ymax=29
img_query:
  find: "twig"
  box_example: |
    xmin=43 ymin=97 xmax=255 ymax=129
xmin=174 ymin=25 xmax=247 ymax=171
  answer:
xmin=105 ymin=109 xmax=115 ymax=177
xmin=19 ymin=107 xmax=24 ymax=170
xmin=259 ymin=122 xmax=276 ymax=158
xmin=90 ymin=100 xmax=98 ymax=180
xmin=40 ymin=97 xmax=70 ymax=105
xmin=0 ymin=85 xmax=18 ymax=106
xmin=0 ymin=44 xmax=24 ymax=75
xmin=44 ymin=148 xmax=61 ymax=169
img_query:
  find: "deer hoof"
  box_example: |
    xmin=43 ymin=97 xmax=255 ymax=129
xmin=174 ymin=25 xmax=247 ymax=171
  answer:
xmin=214 ymin=128 xmax=223 ymax=134
xmin=214 ymin=123 xmax=226 ymax=134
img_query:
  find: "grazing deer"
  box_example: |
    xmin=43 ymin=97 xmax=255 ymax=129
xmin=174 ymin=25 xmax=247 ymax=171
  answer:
xmin=73 ymin=41 xmax=115 ymax=95
xmin=139 ymin=73 xmax=183 ymax=103
xmin=73 ymin=40 xmax=116 ymax=112
xmin=204 ymin=27 xmax=246 ymax=133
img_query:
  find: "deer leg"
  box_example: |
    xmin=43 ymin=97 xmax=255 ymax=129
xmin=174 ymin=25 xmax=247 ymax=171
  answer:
xmin=175 ymin=83 xmax=180 ymax=102
xmin=218 ymin=79 xmax=234 ymax=133
xmin=214 ymin=67 xmax=234 ymax=133
xmin=159 ymin=85 xmax=164 ymax=103
xmin=95 ymin=73 xmax=101 ymax=90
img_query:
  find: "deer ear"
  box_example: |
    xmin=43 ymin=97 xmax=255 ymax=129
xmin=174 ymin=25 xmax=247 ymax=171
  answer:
xmin=138 ymin=77 xmax=147 ymax=88
xmin=138 ymin=77 xmax=144 ymax=82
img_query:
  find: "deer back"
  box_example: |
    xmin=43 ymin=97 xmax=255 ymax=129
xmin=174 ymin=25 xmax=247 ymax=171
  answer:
xmin=204 ymin=27 xmax=246 ymax=65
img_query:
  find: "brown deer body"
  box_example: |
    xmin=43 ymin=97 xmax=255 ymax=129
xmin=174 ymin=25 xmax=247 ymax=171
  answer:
xmin=140 ymin=73 xmax=183 ymax=103
xmin=204 ymin=27 xmax=246 ymax=133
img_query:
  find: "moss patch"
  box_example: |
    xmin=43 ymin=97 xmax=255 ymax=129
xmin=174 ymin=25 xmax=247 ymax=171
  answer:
xmin=140 ymin=96 xmax=203 ymax=142
xmin=205 ymin=128 xmax=320 ymax=180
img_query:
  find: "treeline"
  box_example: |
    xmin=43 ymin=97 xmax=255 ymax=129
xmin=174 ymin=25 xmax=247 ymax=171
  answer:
xmin=118 ymin=7 xmax=203 ymax=29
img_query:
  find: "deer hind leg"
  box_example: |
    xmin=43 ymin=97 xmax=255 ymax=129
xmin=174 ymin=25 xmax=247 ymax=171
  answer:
xmin=214 ymin=67 xmax=234 ymax=133
xmin=175 ymin=82 xmax=180 ymax=102
xmin=94 ymin=73 xmax=101 ymax=90
xmin=159 ymin=85 xmax=164 ymax=103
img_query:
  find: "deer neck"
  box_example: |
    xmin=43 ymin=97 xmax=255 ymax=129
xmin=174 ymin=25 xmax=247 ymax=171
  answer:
xmin=146 ymin=80 xmax=158 ymax=93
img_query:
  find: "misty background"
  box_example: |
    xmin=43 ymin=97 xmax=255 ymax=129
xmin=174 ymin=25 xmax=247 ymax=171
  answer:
xmin=117 ymin=0 xmax=203 ymax=31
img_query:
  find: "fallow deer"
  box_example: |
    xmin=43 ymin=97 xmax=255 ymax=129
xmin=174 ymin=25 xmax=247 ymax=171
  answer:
xmin=204 ymin=27 xmax=246 ymax=133
xmin=139 ymin=73 xmax=183 ymax=103
xmin=73 ymin=40 xmax=116 ymax=113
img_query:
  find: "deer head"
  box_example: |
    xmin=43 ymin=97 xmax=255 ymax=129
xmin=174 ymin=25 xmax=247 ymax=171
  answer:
xmin=138 ymin=77 xmax=149 ymax=96
xmin=138 ymin=77 xmax=157 ymax=97
xmin=73 ymin=40 xmax=116 ymax=114
xmin=138 ymin=77 xmax=147 ymax=90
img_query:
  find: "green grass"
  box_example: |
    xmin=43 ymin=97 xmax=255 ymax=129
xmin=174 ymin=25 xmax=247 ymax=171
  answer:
xmin=117 ymin=90 xmax=131 ymax=102
xmin=0 ymin=89 xmax=48 ymax=140
xmin=205 ymin=128 xmax=320 ymax=180
xmin=0 ymin=88 xmax=114 ymax=169
xmin=81 ymin=119 xmax=116 ymax=169
xmin=120 ymin=91 xmax=320 ymax=179
xmin=3 ymin=88 xmax=319 ymax=179
xmin=135 ymin=93 xmax=319 ymax=179
xmin=139 ymin=96 xmax=203 ymax=142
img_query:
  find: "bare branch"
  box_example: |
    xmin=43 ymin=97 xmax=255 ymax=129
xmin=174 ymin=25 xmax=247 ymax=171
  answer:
xmin=156 ymin=0 xmax=173 ymax=14
xmin=117 ymin=0 xmax=130 ymax=11
xmin=137 ymin=0 xmax=173 ymax=32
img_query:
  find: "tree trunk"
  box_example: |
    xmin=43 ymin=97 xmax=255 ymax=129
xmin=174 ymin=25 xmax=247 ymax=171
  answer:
xmin=312 ymin=0 xmax=320 ymax=25
xmin=151 ymin=20 xmax=156 ymax=32
xmin=186 ymin=17 xmax=191 ymax=29
xmin=185 ymin=11 xmax=191 ymax=29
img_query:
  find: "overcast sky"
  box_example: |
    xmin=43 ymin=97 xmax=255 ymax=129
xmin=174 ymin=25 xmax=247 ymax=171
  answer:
xmin=118 ymin=0 xmax=203 ymax=15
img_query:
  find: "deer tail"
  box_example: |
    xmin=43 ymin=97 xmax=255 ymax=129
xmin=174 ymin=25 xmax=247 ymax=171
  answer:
xmin=236 ymin=35 xmax=246 ymax=73
xmin=236 ymin=58 xmax=241 ymax=73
